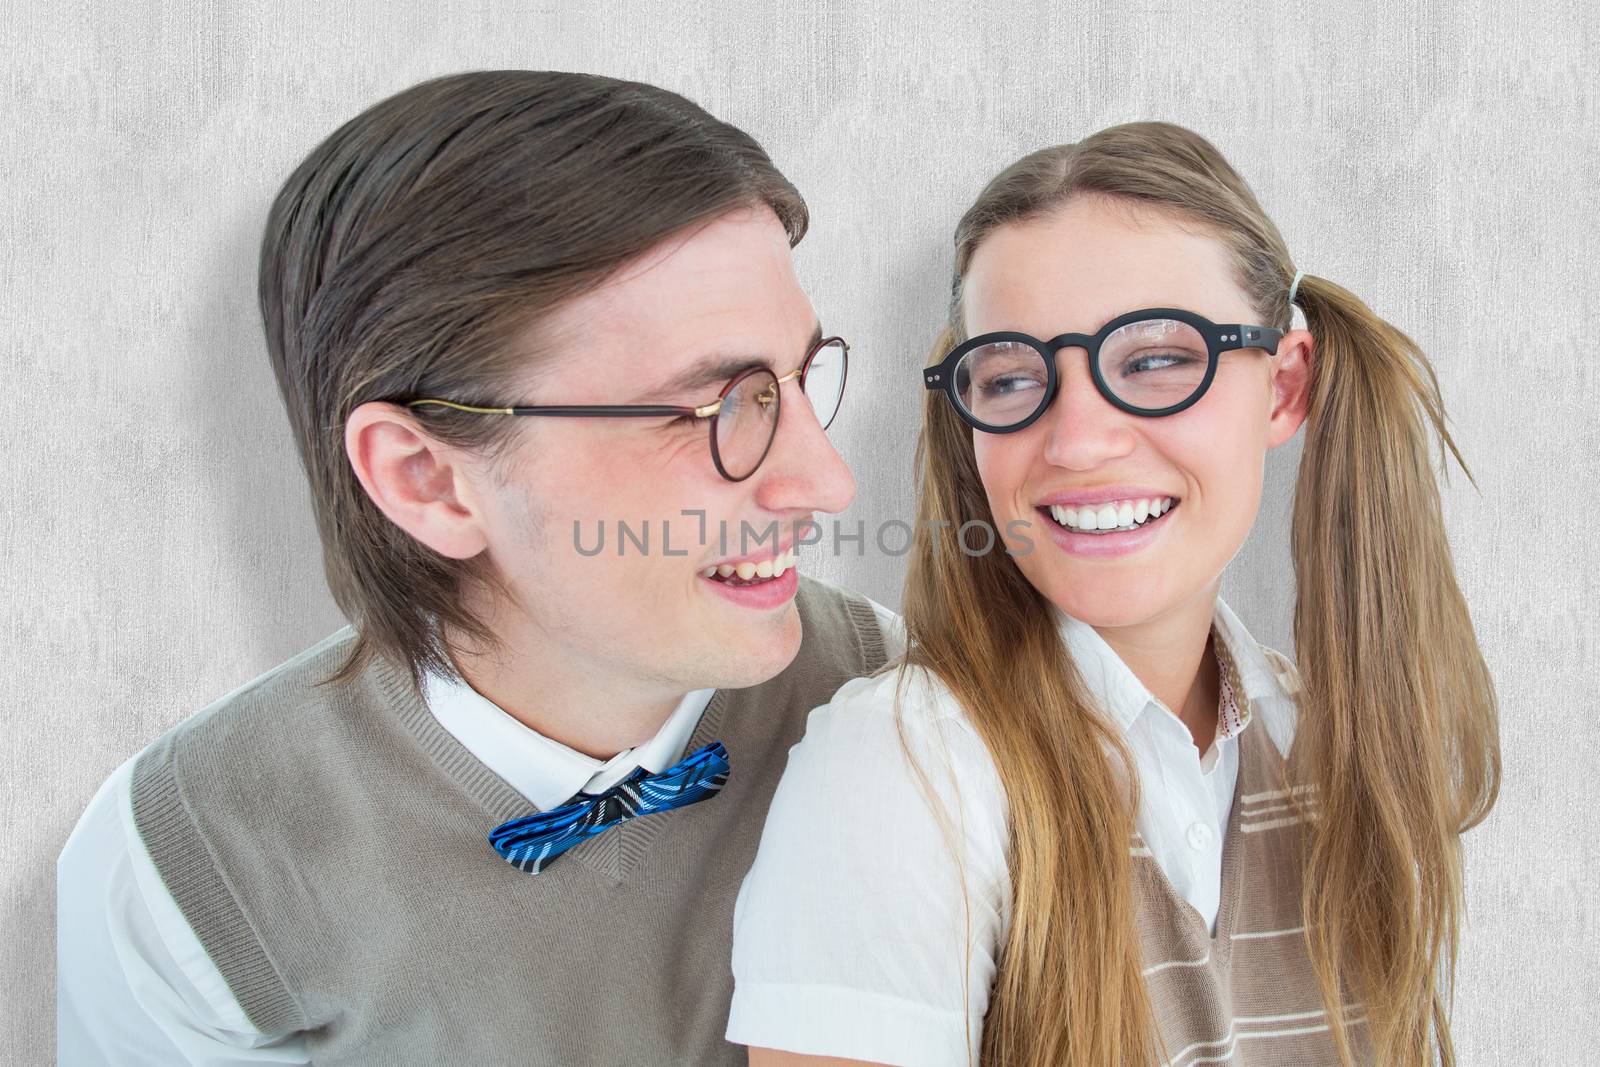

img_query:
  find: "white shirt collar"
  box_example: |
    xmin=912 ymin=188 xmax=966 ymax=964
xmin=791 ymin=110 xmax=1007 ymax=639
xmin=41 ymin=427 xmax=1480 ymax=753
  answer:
xmin=1209 ymin=596 xmax=1292 ymax=707
xmin=421 ymin=667 xmax=716 ymax=812
xmin=1049 ymin=594 xmax=1289 ymax=739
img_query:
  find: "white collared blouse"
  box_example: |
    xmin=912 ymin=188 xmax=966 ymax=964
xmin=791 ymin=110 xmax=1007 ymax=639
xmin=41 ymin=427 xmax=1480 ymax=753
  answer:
xmin=726 ymin=594 xmax=1301 ymax=1067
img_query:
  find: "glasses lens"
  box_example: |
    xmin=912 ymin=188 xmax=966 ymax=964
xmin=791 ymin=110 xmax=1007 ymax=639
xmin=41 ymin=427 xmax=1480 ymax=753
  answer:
xmin=801 ymin=339 xmax=847 ymax=429
xmin=1098 ymin=318 xmax=1210 ymax=411
xmin=714 ymin=368 xmax=780 ymax=479
xmin=953 ymin=340 xmax=1050 ymax=429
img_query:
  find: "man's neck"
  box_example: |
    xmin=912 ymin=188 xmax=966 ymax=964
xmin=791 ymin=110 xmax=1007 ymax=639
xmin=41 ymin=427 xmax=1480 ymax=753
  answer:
xmin=441 ymin=631 xmax=690 ymax=761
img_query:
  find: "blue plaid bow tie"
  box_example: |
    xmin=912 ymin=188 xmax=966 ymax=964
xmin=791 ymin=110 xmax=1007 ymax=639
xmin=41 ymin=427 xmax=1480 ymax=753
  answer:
xmin=488 ymin=740 xmax=730 ymax=874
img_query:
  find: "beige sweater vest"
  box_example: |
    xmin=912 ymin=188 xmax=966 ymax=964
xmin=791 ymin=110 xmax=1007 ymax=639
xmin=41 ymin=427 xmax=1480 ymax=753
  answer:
xmin=131 ymin=575 xmax=887 ymax=1065
xmin=1130 ymin=638 xmax=1375 ymax=1065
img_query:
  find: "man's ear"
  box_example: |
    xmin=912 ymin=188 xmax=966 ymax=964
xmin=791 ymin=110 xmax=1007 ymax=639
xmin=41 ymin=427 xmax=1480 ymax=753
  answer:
xmin=343 ymin=401 xmax=490 ymax=560
xmin=1266 ymin=328 xmax=1315 ymax=449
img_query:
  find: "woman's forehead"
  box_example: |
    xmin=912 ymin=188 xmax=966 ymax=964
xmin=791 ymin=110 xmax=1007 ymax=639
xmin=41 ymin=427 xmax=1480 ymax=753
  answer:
xmin=962 ymin=200 xmax=1244 ymax=334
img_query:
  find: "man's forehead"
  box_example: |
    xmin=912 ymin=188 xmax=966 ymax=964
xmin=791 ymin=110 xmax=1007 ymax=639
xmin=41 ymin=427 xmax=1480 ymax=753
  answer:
xmin=581 ymin=202 xmax=782 ymax=286
xmin=515 ymin=214 xmax=817 ymax=394
xmin=567 ymin=206 xmax=787 ymax=307
xmin=541 ymin=292 xmax=815 ymax=384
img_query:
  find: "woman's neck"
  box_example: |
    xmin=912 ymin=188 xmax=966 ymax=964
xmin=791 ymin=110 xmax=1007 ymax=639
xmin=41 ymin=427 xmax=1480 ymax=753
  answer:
xmin=1093 ymin=583 xmax=1222 ymax=758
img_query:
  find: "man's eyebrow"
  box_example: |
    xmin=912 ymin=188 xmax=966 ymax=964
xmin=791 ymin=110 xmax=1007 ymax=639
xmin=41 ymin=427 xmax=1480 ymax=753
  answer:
xmin=804 ymin=321 xmax=824 ymax=355
xmin=655 ymin=322 xmax=825 ymax=399
xmin=669 ymin=356 xmax=766 ymax=398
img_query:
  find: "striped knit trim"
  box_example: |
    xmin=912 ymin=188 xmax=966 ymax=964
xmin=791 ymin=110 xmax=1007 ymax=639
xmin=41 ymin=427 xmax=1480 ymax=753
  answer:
xmin=1163 ymin=1003 xmax=1370 ymax=1066
xmin=1131 ymin=693 xmax=1352 ymax=1065
xmin=1230 ymin=923 xmax=1308 ymax=941
xmin=371 ymin=652 xmax=535 ymax=827
xmin=840 ymin=591 xmax=888 ymax=673
xmin=1238 ymin=778 xmax=1320 ymax=834
xmin=129 ymin=741 xmax=309 ymax=1033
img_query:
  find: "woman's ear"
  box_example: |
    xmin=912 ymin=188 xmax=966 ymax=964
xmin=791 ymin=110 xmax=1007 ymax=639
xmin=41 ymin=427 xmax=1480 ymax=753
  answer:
xmin=343 ymin=401 xmax=490 ymax=560
xmin=1266 ymin=328 xmax=1315 ymax=449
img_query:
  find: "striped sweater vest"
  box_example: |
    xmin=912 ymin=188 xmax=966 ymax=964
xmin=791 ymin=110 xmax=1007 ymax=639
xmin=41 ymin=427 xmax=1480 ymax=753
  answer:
xmin=130 ymin=575 xmax=888 ymax=1066
xmin=1130 ymin=639 xmax=1375 ymax=1066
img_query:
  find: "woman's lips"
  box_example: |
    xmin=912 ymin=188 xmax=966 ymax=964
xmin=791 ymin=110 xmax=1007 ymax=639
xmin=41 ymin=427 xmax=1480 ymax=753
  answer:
xmin=1034 ymin=500 xmax=1180 ymax=559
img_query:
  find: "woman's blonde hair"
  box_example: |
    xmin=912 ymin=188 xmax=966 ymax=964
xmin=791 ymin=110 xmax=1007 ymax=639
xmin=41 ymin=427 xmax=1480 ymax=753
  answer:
xmin=896 ymin=121 xmax=1500 ymax=1065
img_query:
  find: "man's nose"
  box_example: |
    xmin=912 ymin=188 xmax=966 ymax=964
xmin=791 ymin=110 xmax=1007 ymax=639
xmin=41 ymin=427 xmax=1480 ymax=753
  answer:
xmin=751 ymin=382 xmax=856 ymax=516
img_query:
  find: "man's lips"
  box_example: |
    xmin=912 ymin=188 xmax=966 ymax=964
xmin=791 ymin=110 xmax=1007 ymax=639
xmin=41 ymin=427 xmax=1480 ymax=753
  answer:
xmin=703 ymin=538 xmax=797 ymax=571
xmin=701 ymin=545 xmax=798 ymax=583
xmin=699 ymin=562 xmax=799 ymax=609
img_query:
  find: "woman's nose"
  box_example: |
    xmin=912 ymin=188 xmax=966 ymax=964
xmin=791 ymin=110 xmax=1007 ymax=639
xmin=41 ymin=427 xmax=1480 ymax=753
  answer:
xmin=1040 ymin=347 xmax=1136 ymax=469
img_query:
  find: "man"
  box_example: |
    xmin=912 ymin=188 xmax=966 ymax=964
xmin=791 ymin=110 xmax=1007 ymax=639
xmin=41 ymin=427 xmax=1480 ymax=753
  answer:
xmin=58 ymin=70 xmax=899 ymax=1065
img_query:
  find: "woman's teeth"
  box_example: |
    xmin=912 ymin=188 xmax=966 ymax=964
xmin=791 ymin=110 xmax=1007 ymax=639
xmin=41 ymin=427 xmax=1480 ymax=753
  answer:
xmin=701 ymin=548 xmax=798 ymax=584
xmin=1047 ymin=496 xmax=1176 ymax=534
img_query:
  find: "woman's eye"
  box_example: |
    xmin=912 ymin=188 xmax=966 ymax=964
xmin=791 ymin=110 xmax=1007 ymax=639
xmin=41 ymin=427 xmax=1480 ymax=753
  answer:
xmin=673 ymin=413 xmax=713 ymax=428
xmin=1124 ymin=351 xmax=1199 ymax=374
xmin=980 ymin=373 xmax=1044 ymax=396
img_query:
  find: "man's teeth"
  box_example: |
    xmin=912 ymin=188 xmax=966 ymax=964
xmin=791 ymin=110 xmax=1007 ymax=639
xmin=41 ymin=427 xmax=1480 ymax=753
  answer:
xmin=1047 ymin=497 xmax=1176 ymax=532
xmin=702 ymin=549 xmax=798 ymax=582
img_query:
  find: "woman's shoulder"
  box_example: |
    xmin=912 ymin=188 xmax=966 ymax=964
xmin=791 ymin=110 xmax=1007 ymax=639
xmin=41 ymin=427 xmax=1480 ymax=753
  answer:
xmin=1252 ymin=642 xmax=1303 ymax=760
xmin=1258 ymin=644 xmax=1303 ymax=697
xmin=807 ymin=659 xmax=980 ymax=745
xmin=786 ymin=660 xmax=1009 ymax=813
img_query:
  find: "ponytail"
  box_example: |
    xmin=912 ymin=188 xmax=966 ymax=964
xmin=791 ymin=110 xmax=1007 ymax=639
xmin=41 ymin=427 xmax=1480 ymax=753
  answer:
xmin=1288 ymin=274 xmax=1500 ymax=1066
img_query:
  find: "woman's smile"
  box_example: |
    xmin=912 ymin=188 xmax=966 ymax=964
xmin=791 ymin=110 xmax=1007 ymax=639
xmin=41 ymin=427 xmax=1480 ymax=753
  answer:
xmin=1034 ymin=496 xmax=1181 ymax=558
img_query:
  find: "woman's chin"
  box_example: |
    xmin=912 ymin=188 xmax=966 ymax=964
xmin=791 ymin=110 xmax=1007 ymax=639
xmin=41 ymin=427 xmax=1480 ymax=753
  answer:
xmin=1052 ymin=599 xmax=1157 ymax=630
xmin=1031 ymin=573 xmax=1174 ymax=630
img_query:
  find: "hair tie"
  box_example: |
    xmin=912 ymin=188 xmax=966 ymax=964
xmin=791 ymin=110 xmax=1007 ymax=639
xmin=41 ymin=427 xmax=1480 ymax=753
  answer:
xmin=1287 ymin=269 xmax=1305 ymax=305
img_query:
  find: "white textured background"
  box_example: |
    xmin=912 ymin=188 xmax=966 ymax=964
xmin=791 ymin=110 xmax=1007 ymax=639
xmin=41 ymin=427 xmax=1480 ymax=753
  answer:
xmin=7 ymin=1 xmax=1596 ymax=1062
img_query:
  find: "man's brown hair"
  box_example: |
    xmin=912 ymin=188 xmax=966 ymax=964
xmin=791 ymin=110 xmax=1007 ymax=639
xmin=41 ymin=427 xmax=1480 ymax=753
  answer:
xmin=258 ymin=70 xmax=808 ymax=693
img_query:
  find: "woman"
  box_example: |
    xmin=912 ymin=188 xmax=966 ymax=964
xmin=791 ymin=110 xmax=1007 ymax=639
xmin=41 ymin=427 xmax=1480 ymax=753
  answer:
xmin=725 ymin=122 xmax=1500 ymax=1066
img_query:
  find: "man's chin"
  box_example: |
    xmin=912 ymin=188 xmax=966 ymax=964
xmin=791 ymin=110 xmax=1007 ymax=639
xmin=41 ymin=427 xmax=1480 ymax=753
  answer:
xmin=699 ymin=603 xmax=803 ymax=689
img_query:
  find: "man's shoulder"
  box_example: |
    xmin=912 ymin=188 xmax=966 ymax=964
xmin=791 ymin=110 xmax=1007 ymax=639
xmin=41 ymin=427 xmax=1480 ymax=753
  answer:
xmin=792 ymin=574 xmax=897 ymax=672
xmin=121 ymin=629 xmax=372 ymax=1038
xmin=135 ymin=624 xmax=374 ymax=776
xmin=794 ymin=572 xmax=864 ymax=614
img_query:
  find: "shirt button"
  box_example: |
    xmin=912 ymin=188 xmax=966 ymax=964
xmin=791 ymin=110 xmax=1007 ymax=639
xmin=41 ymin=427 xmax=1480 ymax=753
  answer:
xmin=1186 ymin=822 xmax=1213 ymax=850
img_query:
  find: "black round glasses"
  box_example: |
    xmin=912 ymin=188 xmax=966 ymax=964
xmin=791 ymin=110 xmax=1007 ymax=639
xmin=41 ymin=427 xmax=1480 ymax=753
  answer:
xmin=923 ymin=308 xmax=1283 ymax=433
xmin=405 ymin=335 xmax=849 ymax=482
